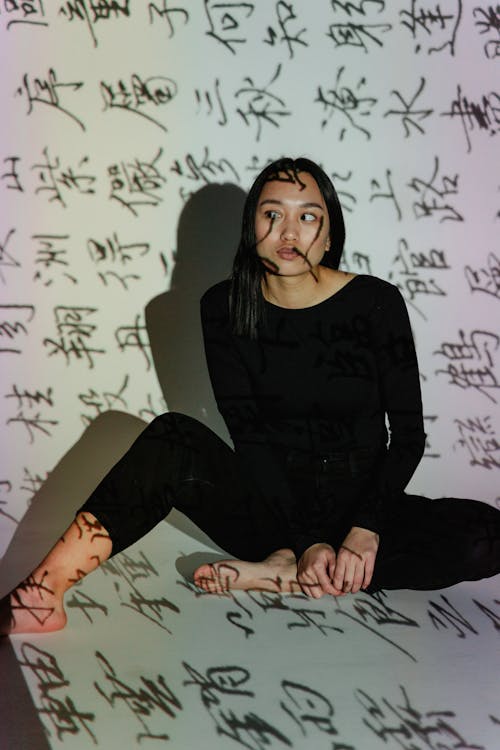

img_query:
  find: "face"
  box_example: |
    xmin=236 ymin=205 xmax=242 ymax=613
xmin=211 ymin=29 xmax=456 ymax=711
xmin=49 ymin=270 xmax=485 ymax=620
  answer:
xmin=254 ymin=171 xmax=330 ymax=278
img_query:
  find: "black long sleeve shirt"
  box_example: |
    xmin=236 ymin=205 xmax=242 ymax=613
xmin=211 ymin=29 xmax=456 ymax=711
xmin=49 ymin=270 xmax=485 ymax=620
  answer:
xmin=200 ymin=274 xmax=426 ymax=548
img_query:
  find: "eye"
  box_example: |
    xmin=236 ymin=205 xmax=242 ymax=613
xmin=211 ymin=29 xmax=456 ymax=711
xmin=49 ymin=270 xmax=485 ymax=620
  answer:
xmin=264 ymin=209 xmax=280 ymax=220
xmin=301 ymin=212 xmax=316 ymax=222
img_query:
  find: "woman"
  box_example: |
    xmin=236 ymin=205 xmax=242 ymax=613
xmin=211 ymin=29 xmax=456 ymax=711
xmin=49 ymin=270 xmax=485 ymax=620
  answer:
xmin=1 ymin=157 xmax=499 ymax=635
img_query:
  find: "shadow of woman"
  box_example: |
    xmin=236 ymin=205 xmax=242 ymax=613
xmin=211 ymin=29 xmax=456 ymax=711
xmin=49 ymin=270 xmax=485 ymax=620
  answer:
xmin=0 ymin=183 xmax=246 ymax=595
xmin=147 ymin=183 xmax=246 ymax=441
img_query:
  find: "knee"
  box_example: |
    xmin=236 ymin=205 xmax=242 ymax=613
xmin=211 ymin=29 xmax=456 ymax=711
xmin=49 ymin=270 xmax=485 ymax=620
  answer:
xmin=148 ymin=411 xmax=213 ymax=441
xmin=150 ymin=411 xmax=201 ymax=429
xmin=148 ymin=411 xmax=188 ymax=427
xmin=461 ymin=517 xmax=500 ymax=580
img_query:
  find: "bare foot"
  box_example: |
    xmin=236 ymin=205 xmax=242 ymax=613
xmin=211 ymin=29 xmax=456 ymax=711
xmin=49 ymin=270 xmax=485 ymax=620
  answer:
xmin=0 ymin=571 xmax=67 ymax=636
xmin=193 ymin=548 xmax=300 ymax=594
xmin=1 ymin=512 xmax=112 ymax=636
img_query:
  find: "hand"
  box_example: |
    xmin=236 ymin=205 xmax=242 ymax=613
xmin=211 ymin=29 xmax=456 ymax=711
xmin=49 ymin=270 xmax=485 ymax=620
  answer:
xmin=332 ymin=526 xmax=379 ymax=594
xmin=297 ymin=543 xmax=342 ymax=599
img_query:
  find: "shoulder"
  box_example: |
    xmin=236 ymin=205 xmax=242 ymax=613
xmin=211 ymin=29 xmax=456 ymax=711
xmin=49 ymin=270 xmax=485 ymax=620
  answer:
xmin=200 ymin=279 xmax=231 ymax=316
xmin=354 ymin=273 xmax=399 ymax=295
xmin=354 ymin=274 xmax=406 ymax=309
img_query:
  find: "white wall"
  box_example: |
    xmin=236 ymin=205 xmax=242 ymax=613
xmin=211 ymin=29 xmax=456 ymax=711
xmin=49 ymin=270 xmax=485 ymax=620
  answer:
xmin=1 ymin=1 xmax=499 ymax=557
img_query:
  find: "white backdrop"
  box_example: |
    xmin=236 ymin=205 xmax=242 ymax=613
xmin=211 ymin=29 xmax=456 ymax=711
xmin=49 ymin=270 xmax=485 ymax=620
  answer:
xmin=2 ymin=4 xmax=500 ymax=750
xmin=1 ymin=1 xmax=499 ymax=554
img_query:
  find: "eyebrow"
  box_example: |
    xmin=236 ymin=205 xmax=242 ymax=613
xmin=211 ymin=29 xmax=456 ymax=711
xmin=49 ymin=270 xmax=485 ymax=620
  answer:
xmin=259 ymin=199 xmax=324 ymax=209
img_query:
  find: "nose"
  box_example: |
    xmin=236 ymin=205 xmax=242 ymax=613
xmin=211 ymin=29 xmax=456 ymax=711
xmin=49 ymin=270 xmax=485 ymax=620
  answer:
xmin=280 ymin=218 xmax=298 ymax=241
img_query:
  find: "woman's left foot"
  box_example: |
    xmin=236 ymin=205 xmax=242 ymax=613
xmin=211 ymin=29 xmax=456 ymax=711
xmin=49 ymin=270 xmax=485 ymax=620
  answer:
xmin=193 ymin=548 xmax=299 ymax=594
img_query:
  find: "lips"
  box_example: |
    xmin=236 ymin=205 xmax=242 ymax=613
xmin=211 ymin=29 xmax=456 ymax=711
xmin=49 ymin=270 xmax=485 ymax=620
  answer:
xmin=277 ymin=246 xmax=300 ymax=260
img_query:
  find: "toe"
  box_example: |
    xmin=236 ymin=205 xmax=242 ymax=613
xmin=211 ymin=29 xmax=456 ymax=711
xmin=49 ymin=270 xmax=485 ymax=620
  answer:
xmin=194 ymin=564 xmax=220 ymax=594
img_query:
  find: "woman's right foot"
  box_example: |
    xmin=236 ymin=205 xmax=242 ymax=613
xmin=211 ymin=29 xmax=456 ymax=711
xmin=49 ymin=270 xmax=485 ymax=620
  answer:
xmin=0 ymin=572 xmax=67 ymax=636
xmin=0 ymin=512 xmax=112 ymax=636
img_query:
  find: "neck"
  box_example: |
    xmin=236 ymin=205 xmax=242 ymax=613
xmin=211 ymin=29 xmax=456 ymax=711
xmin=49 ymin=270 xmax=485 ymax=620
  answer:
xmin=263 ymin=267 xmax=330 ymax=309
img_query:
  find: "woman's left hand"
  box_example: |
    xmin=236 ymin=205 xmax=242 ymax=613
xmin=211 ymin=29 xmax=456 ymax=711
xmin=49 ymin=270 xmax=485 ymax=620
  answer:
xmin=332 ymin=526 xmax=379 ymax=594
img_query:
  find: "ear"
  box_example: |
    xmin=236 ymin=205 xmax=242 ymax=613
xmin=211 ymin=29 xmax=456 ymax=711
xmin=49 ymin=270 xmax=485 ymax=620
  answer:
xmin=324 ymin=238 xmax=331 ymax=252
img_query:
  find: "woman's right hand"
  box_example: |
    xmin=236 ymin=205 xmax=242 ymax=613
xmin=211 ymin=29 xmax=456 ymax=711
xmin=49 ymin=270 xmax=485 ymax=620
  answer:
xmin=297 ymin=543 xmax=343 ymax=599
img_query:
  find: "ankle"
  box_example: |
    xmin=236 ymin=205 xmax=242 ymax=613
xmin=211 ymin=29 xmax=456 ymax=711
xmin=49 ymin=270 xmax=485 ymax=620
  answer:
xmin=16 ymin=567 xmax=64 ymax=602
xmin=267 ymin=548 xmax=296 ymax=564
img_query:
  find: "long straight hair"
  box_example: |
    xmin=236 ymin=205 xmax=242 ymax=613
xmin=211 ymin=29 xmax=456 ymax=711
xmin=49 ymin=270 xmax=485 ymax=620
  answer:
xmin=230 ymin=157 xmax=346 ymax=339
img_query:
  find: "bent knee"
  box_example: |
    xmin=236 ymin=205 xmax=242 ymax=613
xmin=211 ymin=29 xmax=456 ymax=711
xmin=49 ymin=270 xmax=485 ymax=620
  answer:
xmin=148 ymin=411 xmax=222 ymax=444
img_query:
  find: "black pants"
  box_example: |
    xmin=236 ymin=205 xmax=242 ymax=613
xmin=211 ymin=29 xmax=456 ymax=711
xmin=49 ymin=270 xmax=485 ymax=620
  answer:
xmin=79 ymin=412 xmax=500 ymax=592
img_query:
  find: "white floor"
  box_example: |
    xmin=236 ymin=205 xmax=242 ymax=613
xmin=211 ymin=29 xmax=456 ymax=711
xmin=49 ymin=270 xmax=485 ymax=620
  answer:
xmin=3 ymin=513 xmax=500 ymax=750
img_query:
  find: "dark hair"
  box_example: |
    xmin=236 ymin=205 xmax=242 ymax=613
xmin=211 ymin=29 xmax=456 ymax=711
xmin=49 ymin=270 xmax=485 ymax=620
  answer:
xmin=230 ymin=157 xmax=346 ymax=338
